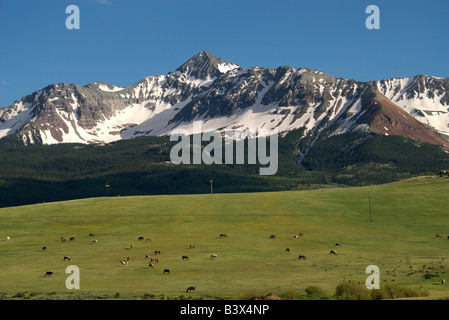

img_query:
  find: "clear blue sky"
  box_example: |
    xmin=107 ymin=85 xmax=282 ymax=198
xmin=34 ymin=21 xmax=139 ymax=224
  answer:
xmin=1 ymin=0 xmax=448 ymax=107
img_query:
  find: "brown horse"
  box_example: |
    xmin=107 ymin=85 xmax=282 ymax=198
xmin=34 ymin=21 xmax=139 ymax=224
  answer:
xmin=182 ymin=256 xmax=189 ymax=261
xmin=436 ymin=234 xmax=443 ymax=238
xmin=298 ymin=255 xmax=306 ymax=260
xmin=219 ymin=234 xmax=227 ymax=238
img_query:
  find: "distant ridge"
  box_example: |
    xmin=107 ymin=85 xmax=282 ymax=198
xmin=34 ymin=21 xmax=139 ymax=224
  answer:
xmin=0 ymin=51 xmax=448 ymax=156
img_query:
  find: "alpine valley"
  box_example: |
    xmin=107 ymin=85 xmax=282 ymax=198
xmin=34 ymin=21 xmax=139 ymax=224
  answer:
xmin=1 ymin=51 xmax=448 ymax=207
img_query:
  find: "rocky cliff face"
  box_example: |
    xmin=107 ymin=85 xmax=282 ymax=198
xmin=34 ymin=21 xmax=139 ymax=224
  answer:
xmin=0 ymin=51 xmax=448 ymax=153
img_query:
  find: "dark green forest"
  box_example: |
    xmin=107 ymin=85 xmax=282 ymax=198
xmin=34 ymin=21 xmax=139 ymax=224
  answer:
xmin=1 ymin=129 xmax=448 ymax=208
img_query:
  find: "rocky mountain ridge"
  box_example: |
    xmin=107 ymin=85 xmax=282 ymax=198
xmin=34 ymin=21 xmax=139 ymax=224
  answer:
xmin=1 ymin=51 xmax=448 ymax=154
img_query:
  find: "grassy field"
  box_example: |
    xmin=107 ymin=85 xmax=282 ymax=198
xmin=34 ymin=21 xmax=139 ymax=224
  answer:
xmin=0 ymin=176 xmax=448 ymax=300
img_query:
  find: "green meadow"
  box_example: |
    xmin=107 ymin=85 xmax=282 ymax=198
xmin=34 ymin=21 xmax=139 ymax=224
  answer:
xmin=0 ymin=176 xmax=448 ymax=300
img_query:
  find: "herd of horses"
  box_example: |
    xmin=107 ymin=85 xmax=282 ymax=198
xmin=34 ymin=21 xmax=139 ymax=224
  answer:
xmin=27 ymin=231 xmax=344 ymax=284
xmin=38 ymin=232 xmax=228 ymax=289
xmin=10 ymin=230 xmax=445 ymax=292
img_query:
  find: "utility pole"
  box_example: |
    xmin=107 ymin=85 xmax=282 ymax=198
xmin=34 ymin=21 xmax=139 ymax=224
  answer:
xmin=369 ymin=192 xmax=372 ymax=222
xmin=209 ymin=179 xmax=213 ymax=199
xmin=105 ymin=182 xmax=110 ymax=197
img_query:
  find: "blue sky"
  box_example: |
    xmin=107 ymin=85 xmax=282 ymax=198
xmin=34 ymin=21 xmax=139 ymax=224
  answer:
xmin=0 ymin=0 xmax=448 ymax=107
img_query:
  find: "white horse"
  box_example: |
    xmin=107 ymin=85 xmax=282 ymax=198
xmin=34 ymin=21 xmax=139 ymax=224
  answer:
xmin=5 ymin=236 xmax=10 ymax=241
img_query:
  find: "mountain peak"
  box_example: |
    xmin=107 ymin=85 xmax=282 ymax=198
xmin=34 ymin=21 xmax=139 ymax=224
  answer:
xmin=176 ymin=51 xmax=240 ymax=79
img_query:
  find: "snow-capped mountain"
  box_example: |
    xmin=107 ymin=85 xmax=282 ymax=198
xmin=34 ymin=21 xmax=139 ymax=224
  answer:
xmin=1 ymin=51 xmax=448 ymax=152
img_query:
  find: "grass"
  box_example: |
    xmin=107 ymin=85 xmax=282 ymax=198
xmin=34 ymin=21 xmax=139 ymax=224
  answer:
xmin=0 ymin=175 xmax=448 ymax=300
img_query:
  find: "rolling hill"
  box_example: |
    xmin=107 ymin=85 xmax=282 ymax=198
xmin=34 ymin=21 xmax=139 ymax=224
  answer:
xmin=0 ymin=177 xmax=448 ymax=300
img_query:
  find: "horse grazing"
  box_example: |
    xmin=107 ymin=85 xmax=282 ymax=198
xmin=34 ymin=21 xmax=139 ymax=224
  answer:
xmin=92 ymin=239 xmax=98 ymax=243
xmin=44 ymin=271 xmax=53 ymax=277
xmin=154 ymin=250 xmax=161 ymax=255
xmin=138 ymin=236 xmax=144 ymax=241
xmin=219 ymin=233 xmax=227 ymax=238
xmin=148 ymin=263 xmax=154 ymax=269
xmin=89 ymin=233 xmax=95 ymax=237
xmin=146 ymin=238 xmax=152 ymax=242
xmin=285 ymin=248 xmax=290 ymax=253
xmin=163 ymin=269 xmax=170 ymax=274
xmin=298 ymin=255 xmax=306 ymax=260
xmin=69 ymin=237 xmax=75 ymax=242
xmin=436 ymin=234 xmax=443 ymax=238
xmin=186 ymin=286 xmax=196 ymax=293
xmin=150 ymin=258 xmax=159 ymax=263
xmin=329 ymin=250 xmax=338 ymax=255
xmin=5 ymin=236 xmax=10 ymax=241
xmin=42 ymin=246 xmax=47 ymax=251
xmin=61 ymin=238 xmax=68 ymax=243
xmin=182 ymin=255 xmax=189 ymax=261
xmin=335 ymin=243 xmax=342 ymax=247
xmin=293 ymin=235 xmax=299 ymax=239
xmin=120 ymin=260 xmax=128 ymax=266
xmin=189 ymin=244 xmax=196 ymax=248
xmin=270 ymin=235 xmax=275 ymax=239
xmin=145 ymin=254 xmax=151 ymax=259
xmin=211 ymin=254 xmax=218 ymax=259
xmin=63 ymin=256 xmax=71 ymax=261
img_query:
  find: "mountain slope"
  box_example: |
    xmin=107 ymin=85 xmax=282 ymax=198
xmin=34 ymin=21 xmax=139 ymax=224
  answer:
xmin=0 ymin=51 xmax=448 ymax=156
